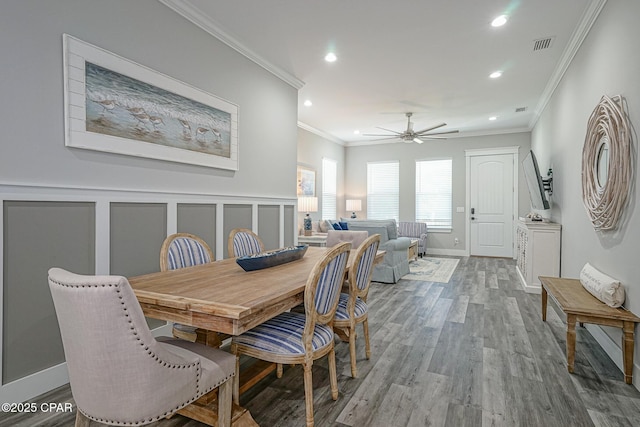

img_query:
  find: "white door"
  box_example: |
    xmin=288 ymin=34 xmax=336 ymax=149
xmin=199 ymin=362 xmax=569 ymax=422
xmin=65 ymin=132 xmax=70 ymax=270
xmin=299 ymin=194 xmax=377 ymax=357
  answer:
xmin=469 ymin=154 xmax=514 ymax=257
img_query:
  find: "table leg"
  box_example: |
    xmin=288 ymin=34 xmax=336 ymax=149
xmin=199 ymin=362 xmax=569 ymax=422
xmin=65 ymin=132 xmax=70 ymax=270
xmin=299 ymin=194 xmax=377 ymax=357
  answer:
xmin=239 ymin=360 xmax=277 ymax=395
xmin=196 ymin=330 xmax=229 ymax=347
xmin=176 ymin=389 xmax=258 ymax=427
xmin=623 ymin=321 xmax=635 ymax=385
xmin=541 ymin=287 xmax=548 ymax=322
xmin=566 ymin=314 xmax=577 ymax=373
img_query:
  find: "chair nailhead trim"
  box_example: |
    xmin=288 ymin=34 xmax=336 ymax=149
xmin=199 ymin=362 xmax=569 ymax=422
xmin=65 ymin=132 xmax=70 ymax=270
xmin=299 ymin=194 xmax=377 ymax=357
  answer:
xmin=49 ymin=277 xmax=222 ymax=425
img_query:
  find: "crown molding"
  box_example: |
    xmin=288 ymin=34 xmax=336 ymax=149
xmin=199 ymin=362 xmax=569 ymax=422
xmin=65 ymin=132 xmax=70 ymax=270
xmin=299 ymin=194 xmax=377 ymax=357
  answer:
xmin=529 ymin=0 xmax=607 ymax=129
xmin=297 ymin=121 xmax=345 ymax=145
xmin=158 ymin=0 xmax=305 ymax=90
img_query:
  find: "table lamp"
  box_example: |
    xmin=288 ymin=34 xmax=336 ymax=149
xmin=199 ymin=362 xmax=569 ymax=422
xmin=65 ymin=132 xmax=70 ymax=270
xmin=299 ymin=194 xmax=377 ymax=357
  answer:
xmin=298 ymin=196 xmax=318 ymax=236
xmin=346 ymin=199 xmax=362 ymax=219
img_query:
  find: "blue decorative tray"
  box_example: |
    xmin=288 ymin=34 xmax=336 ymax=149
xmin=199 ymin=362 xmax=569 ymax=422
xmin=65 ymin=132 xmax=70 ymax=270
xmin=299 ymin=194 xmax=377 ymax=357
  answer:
xmin=236 ymin=245 xmax=309 ymax=271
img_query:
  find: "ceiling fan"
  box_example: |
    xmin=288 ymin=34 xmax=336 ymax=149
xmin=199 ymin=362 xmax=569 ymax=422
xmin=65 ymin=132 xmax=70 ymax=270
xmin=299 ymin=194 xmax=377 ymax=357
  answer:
xmin=363 ymin=112 xmax=459 ymax=144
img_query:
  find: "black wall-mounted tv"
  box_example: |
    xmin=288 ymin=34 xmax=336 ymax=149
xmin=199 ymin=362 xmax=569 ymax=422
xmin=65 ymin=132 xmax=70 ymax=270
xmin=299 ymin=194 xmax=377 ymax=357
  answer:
xmin=522 ymin=150 xmax=550 ymax=210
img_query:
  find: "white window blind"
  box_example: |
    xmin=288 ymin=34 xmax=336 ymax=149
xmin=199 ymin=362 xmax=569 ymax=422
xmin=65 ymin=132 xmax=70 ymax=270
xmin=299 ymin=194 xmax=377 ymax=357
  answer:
xmin=416 ymin=158 xmax=452 ymax=229
xmin=367 ymin=161 xmax=399 ymax=221
xmin=322 ymin=158 xmax=337 ymax=220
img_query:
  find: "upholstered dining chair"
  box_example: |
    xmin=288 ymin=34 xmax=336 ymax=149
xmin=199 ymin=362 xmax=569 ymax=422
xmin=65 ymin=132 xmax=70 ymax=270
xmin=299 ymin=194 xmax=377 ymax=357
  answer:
xmin=228 ymin=228 xmax=265 ymax=258
xmin=160 ymin=233 xmax=214 ymax=342
xmin=326 ymin=230 xmax=369 ymax=249
xmin=231 ymin=242 xmax=352 ymax=427
xmin=333 ymin=234 xmax=380 ymax=378
xmin=48 ymin=268 xmax=235 ymax=427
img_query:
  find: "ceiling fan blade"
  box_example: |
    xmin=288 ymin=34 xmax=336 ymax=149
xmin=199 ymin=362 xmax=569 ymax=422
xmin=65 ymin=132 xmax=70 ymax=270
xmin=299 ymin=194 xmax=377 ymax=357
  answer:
xmin=374 ymin=126 xmax=403 ymax=135
xmin=415 ymin=123 xmax=446 ymax=134
xmin=423 ymin=129 xmax=459 ymax=136
xmin=364 ymin=136 xmax=404 ymax=142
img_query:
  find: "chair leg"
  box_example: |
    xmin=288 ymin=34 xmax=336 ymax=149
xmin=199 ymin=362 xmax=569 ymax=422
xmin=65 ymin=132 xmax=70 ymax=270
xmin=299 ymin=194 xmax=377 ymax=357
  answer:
xmin=303 ymin=362 xmax=315 ymax=427
xmin=276 ymin=363 xmax=284 ymax=378
xmin=363 ymin=319 xmax=371 ymax=360
xmin=74 ymin=410 xmax=91 ymax=427
xmin=231 ymin=344 xmax=240 ymax=405
xmin=328 ymin=348 xmax=339 ymax=400
xmin=348 ymin=325 xmax=358 ymax=378
xmin=218 ymin=378 xmax=233 ymax=427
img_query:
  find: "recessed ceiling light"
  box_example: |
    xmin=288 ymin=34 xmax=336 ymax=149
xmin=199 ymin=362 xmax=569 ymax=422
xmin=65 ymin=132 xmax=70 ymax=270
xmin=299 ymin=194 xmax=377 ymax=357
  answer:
xmin=491 ymin=15 xmax=508 ymax=27
xmin=324 ymin=52 xmax=337 ymax=63
xmin=353 ymin=130 xmax=360 ymax=135
xmin=489 ymin=116 xmax=498 ymax=121
xmin=489 ymin=71 xmax=502 ymax=79
xmin=303 ymin=100 xmax=312 ymax=107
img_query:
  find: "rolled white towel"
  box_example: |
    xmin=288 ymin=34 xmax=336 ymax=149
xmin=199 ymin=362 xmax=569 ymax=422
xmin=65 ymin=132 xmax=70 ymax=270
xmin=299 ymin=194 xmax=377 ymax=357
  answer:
xmin=579 ymin=263 xmax=625 ymax=308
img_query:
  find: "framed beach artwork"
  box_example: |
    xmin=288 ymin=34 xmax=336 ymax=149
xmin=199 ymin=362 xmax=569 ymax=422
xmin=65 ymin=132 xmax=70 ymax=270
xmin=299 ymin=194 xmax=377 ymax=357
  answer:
xmin=63 ymin=34 xmax=238 ymax=170
xmin=297 ymin=165 xmax=316 ymax=196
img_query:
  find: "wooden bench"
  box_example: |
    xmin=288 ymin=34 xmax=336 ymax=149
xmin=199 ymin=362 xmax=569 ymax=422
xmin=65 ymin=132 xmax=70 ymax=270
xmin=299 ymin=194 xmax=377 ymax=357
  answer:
xmin=539 ymin=276 xmax=640 ymax=384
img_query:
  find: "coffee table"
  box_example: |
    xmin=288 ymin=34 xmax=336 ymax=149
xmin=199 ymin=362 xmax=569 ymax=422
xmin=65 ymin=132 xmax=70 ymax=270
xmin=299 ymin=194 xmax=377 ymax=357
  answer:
xmin=408 ymin=239 xmax=419 ymax=261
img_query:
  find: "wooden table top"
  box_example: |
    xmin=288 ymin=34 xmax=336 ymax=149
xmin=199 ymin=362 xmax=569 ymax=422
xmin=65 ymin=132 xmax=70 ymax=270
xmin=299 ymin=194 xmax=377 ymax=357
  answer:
xmin=539 ymin=276 xmax=640 ymax=322
xmin=130 ymin=246 xmax=384 ymax=335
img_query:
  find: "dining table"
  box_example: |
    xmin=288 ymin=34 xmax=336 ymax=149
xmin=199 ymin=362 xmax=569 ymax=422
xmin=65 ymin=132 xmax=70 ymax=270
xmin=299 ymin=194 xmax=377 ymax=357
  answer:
xmin=129 ymin=245 xmax=384 ymax=426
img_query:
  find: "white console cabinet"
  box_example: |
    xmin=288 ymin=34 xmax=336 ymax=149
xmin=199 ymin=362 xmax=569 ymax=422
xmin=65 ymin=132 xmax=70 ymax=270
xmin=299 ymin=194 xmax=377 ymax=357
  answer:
xmin=515 ymin=220 xmax=561 ymax=293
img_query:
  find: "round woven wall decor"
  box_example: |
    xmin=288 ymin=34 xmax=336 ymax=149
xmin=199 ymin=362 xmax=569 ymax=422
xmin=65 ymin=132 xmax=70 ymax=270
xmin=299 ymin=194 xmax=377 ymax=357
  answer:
xmin=581 ymin=95 xmax=631 ymax=231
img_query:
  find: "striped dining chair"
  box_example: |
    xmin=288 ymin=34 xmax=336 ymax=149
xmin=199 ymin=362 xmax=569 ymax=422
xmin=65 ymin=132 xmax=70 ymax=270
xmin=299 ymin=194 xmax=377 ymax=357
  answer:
xmin=333 ymin=234 xmax=380 ymax=377
xmin=231 ymin=242 xmax=352 ymax=427
xmin=227 ymin=228 xmax=265 ymax=258
xmin=160 ymin=233 xmax=214 ymax=342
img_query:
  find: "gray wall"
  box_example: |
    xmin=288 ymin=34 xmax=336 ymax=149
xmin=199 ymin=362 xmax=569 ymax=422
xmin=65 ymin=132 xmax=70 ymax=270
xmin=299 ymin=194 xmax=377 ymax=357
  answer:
xmin=531 ymin=0 xmax=640 ymax=370
xmin=344 ymin=133 xmax=532 ymax=252
xmin=0 ymin=0 xmax=298 ymax=399
xmin=0 ymin=0 xmax=298 ymax=197
xmin=297 ymin=127 xmax=346 ymax=229
xmin=3 ymin=201 xmax=95 ymax=384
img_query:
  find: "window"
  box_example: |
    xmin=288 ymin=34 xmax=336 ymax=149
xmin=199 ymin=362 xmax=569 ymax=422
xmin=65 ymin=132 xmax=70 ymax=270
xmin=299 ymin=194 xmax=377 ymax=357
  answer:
xmin=416 ymin=158 xmax=452 ymax=229
xmin=367 ymin=161 xmax=399 ymax=221
xmin=322 ymin=158 xmax=337 ymax=220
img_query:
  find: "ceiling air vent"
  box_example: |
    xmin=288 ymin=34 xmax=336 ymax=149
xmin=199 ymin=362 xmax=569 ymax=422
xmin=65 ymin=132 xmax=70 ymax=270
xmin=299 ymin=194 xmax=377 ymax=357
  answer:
xmin=515 ymin=107 xmax=527 ymax=113
xmin=533 ymin=37 xmax=555 ymax=51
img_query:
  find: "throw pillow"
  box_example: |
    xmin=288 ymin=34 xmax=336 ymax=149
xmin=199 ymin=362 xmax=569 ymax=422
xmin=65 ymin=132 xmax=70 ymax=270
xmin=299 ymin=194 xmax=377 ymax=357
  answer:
xmin=580 ymin=263 xmax=625 ymax=307
xmin=332 ymin=223 xmax=342 ymax=230
xmin=338 ymin=221 xmax=349 ymax=230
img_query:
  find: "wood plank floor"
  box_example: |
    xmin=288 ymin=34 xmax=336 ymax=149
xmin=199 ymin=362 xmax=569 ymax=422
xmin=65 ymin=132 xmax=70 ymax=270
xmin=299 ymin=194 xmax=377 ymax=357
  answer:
xmin=4 ymin=256 xmax=640 ymax=426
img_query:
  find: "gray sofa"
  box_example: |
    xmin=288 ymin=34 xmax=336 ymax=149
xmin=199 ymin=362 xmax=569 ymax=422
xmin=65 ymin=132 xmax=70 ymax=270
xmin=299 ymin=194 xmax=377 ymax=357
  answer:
xmin=341 ymin=219 xmax=410 ymax=283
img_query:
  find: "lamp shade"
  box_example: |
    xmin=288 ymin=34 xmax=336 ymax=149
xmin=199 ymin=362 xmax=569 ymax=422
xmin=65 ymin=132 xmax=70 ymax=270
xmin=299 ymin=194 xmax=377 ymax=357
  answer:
xmin=298 ymin=196 xmax=318 ymax=213
xmin=346 ymin=199 xmax=362 ymax=212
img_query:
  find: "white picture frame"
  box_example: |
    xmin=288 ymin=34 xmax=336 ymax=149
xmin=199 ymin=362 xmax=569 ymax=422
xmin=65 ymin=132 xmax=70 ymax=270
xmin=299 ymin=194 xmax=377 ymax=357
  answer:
xmin=63 ymin=34 xmax=239 ymax=170
xmin=297 ymin=165 xmax=316 ymax=196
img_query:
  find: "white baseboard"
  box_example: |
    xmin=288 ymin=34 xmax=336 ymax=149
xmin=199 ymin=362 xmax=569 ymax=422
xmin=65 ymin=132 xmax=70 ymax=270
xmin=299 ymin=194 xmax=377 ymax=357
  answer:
xmin=0 ymin=362 xmax=69 ymax=404
xmin=426 ymin=248 xmax=467 ymax=257
xmin=516 ymin=267 xmax=542 ymax=294
xmin=0 ymin=323 xmax=174 ymax=403
xmin=585 ymin=324 xmax=639 ymax=390
xmin=521 ymin=283 xmax=542 ymax=294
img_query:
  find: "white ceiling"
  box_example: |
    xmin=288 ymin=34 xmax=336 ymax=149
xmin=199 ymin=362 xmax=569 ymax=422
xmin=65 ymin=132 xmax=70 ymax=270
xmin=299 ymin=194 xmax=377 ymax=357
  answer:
xmin=161 ymin=0 xmax=602 ymax=145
